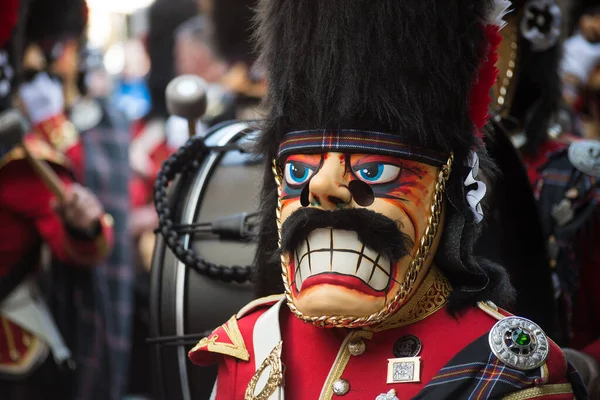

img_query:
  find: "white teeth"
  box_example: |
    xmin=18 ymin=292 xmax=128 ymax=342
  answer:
xmin=368 ymin=261 xmax=390 ymax=291
xmin=331 ymin=230 xmax=357 ymax=248
xmin=310 ymin=252 xmax=330 ymax=275
xmin=362 ymin=246 xmax=379 ymax=263
xmin=355 ymin=257 xmax=373 ymax=286
xmin=293 ymin=228 xmax=392 ymax=292
xmin=332 ymin=251 xmax=358 ymax=275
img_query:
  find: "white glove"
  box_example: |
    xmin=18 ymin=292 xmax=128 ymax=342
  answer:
xmin=18 ymin=72 xmax=64 ymax=125
xmin=561 ymin=33 xmax=600 ymax=83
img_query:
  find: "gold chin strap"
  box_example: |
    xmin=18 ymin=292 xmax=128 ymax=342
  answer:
xmin=493 ymin=13 xmax=520 ymax=118
xmin=272 ymin=152 xmax=454 ymax=329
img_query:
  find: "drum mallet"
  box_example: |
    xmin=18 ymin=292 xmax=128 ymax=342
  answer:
xmin=165 ymin=75 xmax=208 ymax=138
xmin=0 ymin=109 xmax=67 ymax=202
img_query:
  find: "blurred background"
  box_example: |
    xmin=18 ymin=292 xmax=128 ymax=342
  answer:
xmin=1 ymin=0 xmax=600 ymax=399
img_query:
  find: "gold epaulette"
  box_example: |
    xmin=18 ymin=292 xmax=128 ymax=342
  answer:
xmin=0 ymin=136 xmax=70 ymax=172
xmin=189 ymin=295 xmax=285 ymax=363
xmin=190 ymin=316 xmax=250 ymax=362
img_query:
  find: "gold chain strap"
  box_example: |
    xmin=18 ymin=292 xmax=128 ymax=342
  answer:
xmin=272 ymin=153 xmax=454 ymax=328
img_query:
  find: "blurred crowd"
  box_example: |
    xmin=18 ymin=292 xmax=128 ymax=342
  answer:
xmin=0 ymin=0 xmax=599 ymax=399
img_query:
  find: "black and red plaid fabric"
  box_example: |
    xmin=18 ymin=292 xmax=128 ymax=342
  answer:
xmin=414 ymin=334 xmax=587 ymax=399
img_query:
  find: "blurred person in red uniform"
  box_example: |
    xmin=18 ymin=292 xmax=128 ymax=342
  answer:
xmin=0 ymin=0 xmax=113 ymax=398
xmin=489 ymin=0 xmax=600 ymax=396
xmin=127 ymin=2 xmax=200 ymax=397
xmin=189 ymin=0 xmax=587 ymax=398
xmin=129 ymin=0 xmax=199 ymax=269
xmin=28 ymin=2 xmax=135 ymax=398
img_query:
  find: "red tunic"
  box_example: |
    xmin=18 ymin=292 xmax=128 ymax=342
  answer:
xmin=190 ymin=268 xmax=576 ymax=399
xmin=0 ymin=118 xmax=113 ymax=376
xmin=129 ymin=119 xmax=175 ymax=208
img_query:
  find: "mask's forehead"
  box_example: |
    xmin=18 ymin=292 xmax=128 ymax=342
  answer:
xmin=277 ymin=130 xmax=449 ymax=168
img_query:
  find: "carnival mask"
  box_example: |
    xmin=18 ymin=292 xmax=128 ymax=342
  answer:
xmin=275 ymin=130 xmax=452 ymax=328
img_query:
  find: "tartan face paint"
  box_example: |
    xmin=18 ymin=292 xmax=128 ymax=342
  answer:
xmin=279 ymin=151 xmax=441 ymax=319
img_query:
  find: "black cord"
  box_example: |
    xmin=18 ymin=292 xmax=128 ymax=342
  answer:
xmin=153 ymin=127 xmax=255 ymax=283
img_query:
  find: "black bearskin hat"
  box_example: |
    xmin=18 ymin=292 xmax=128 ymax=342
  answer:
xmin=25 ymin=0 xmax=88 ymax=48
xmin=492 ymin=0 xmax=562 ymax=155
xmin=203 ymin=0 xmax=258 ymax=65
xmin=146 ymin=0 xmax=198 ymax=119
xmin=252 ymin=0 xmax=517 ymax=311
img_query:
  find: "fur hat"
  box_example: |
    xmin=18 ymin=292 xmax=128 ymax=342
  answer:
xmin=252 ymin=0 xmax=518 ymax=311
xmin=146 ymin=0 xmax=199 ymax=119
xmin=25 ymin=0 xmax=88 ymax=47
xmin=204 ymin=0 xmax=258 ymax=65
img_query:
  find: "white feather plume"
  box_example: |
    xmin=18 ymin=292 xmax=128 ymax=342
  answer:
xmin=487 ymin=0 xmax=512 ymax=28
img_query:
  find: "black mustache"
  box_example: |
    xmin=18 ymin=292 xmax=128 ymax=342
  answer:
xmin=277 ymin=208 xmax=414 ymax=263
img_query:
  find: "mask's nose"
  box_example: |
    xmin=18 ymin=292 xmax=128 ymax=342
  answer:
xmin=307 ymin=154 xmax=352 ymax=210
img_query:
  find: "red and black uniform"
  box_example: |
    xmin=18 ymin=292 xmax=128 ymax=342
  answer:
xmin=190 ymin=268 xmax=583 ymax=399
xmin=0 ymin=115 xmax=113 ymax=377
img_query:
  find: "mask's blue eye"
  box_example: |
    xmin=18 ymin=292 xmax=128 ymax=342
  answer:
xmin=355 ymin=163 xmax=401 ymax=184
xmin=284 ymin=162 xmax=315 ymax=186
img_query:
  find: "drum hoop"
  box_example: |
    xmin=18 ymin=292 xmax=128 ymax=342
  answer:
xmin=174 ymin=121 xmax=253 ymax=400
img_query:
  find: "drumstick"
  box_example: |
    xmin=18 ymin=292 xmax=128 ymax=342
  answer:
xmin=0 ymin=109 xmax=67 ymax=202
xmin=20 ymin=143 xmax=67 ymax=202
xmin=166 ymin=75 xmax=208 ymax=138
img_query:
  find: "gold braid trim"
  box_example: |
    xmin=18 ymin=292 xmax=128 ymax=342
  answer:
xmin=0 ymin=138 xmax=69 ymax=172
xmin=273 ymin=153 xmax=454 ymax=329
xmin=501 ymin=383 xmax=573 ymax=400
xmin=191 ymin=316 xmax=250 ymax=361
xmin=245 ymin=341 xmax=284 ymax=400
xmin=370 ymin=267 xmax=452 ymax=332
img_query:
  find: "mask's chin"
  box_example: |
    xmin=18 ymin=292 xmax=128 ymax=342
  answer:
xmin=286 ymin=228 xmax=402 ymax=318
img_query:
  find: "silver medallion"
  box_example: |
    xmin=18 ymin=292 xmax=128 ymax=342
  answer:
xmin=568 ymin=140 xmax=600 ymax=177
xmin=488 ymin=316 xmax=549 ymax=370
xmin=520 ymin=0 xmax=562 ymax=52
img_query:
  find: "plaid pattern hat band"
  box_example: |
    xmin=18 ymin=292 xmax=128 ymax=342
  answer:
xmin=277 ymin=130 xmax=449 ymax=167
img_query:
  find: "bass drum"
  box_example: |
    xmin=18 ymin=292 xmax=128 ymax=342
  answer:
xmin=149 ymin=121 xmax=263 ymax=400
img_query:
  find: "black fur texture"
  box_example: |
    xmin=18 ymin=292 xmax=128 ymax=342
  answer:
xmin=206 ymin=0 xmax=258 ymax=65
xmin=25 ymin=0 xmax=87 ymax=45
xmin=278 ymin=208 xmax=413 ymax=266
xmin=506 ymin=2 xmax=562 ymax=156
xmin=146 ymin=0 xmax=199 ymax=119
xmin=252 ymin=0 xmax=516 ymax=311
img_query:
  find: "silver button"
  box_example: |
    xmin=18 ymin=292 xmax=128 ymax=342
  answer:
xmin=332 ymin=379 xmax=350 ymax=395
xmin=348 ymin=340 xmax=366 ymax=356
xmin=485 ymin=300 xmax=498 ymax=311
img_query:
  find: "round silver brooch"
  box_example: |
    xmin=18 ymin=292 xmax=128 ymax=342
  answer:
xmin=568 ymin=140 xmax=600 ymax=178
xmin=488 ymin=316 xmax=549 ymax=370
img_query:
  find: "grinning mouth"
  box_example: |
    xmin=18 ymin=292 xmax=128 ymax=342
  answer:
xmin=293 ymin=228 xmax=393 ymax=292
